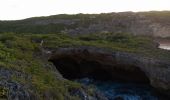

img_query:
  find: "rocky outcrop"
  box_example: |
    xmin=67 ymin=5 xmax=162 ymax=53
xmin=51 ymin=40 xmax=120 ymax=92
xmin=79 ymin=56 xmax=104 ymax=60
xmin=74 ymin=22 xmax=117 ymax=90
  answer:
xmin=0 ymin=68 xmax=34 ymax=100
xmin=49 ymin=47 xmax=170 ymax=97
xmin=65 ymin=12 xmax=170 ymax=37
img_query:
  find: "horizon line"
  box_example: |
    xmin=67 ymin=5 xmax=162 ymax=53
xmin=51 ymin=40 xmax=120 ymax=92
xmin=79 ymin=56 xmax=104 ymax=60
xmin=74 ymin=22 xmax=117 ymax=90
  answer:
xmin=1 ymin=10 xmax=170 ymax=21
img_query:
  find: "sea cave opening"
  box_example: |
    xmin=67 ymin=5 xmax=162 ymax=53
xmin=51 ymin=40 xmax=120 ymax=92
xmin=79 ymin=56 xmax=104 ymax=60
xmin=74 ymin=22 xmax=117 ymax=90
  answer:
xmin=48 ymin=53 xmax=150 ymax=83
xmin=48 ymin=51 xmax=169 ymax=100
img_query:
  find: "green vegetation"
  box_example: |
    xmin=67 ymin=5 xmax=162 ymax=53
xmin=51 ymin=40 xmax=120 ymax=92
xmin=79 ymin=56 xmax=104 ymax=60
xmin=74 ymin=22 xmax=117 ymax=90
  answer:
xmin=0 ymin=33 xmax=83 ymax=99
xmin=1 ymin=11 xmax=170 ymax=99
xmin=29 ymin=32 xmax=170 ymax=59
xmin=0 ymin=32 xmax=169 ymax=99
xmin=1 ymin=11 xmax=170 ymax=34
xmin=0 ymin=87 xmax=7 ymax=99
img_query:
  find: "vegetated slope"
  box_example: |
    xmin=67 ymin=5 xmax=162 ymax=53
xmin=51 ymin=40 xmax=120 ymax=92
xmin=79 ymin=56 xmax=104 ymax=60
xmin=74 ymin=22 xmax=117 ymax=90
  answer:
xmin=0 ymin=32 xmax=170 ymax=99
xmin=1 ymin=11 xmax=170 ymax=37
xmin=0 ymin=11 xmax=170 ymax=99
xmin=0 ymin=33 xmax=84 ymax=100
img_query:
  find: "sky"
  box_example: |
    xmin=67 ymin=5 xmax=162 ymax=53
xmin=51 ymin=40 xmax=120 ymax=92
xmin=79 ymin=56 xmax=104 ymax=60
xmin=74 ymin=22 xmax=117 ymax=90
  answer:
xmin=0 ymin=0 xmax=170 ymax=20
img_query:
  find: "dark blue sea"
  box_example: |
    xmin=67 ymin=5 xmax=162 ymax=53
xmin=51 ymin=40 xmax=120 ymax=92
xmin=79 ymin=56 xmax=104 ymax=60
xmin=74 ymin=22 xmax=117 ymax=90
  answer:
xmin=76 ymin=78 xmax=168 ymax=100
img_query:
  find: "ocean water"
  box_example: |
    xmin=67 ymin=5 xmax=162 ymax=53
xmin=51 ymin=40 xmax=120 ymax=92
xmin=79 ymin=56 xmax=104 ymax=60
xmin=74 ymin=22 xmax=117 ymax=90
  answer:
xmin=157 ymin=39 xmax=170 ymax=50
xmin=159 ymin=45 xmax=170 ymax=50
xmin=76 ymin=78 xmax=167 ymax=100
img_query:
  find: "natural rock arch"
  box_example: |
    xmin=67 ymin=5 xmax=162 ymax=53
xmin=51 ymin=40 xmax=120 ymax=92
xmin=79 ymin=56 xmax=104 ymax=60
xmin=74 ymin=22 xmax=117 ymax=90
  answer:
xmin=49 ymin=47 xmax=150 ymax=83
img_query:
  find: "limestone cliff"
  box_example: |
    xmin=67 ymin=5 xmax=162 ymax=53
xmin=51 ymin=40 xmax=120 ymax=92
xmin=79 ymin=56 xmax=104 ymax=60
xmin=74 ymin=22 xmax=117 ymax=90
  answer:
xmin=1 ymin=11 xmax=170 ymax=37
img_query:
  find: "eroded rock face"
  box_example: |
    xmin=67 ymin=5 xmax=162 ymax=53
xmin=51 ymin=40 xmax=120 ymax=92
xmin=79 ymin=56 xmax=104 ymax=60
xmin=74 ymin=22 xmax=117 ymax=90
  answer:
xmin=0 ymin=68 xmax=34 ymax=100
xmin=63 ymin=12 xmax=170 ymax=38
xmin=49 ymin=47 xmax=170 ymax=97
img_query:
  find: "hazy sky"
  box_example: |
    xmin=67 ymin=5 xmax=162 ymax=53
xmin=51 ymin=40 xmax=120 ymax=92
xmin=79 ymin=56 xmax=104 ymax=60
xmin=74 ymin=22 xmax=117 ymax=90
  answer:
xmin=0 ymin=0 xmax=170 ymax=20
